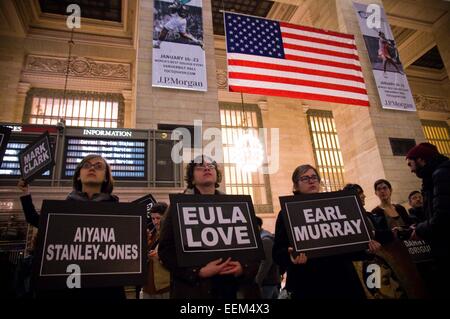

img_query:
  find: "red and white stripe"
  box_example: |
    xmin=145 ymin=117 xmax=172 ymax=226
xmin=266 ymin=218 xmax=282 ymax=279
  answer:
xmin=227 ymin=21 xmax=369 ymax=107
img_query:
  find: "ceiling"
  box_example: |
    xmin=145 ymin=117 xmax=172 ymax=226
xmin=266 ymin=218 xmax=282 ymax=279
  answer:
xmin=412 ymin=46 xmax=445 ymax=70
xmin=211 ymin=0 xmax=274 ymax=35
xmin=39 ymin=0 xmax=122 ymax=23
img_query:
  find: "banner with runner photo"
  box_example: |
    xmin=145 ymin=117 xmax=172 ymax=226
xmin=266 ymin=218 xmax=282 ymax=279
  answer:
xmin=152 ymin=0 xmax=207 ymax=91
xmin=353 ymin=2 xmax=416 ymax=111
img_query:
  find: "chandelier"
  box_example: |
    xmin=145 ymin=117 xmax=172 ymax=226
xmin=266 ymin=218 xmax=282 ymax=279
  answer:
xmin=230 ymin=92 xmax=264 ymax=172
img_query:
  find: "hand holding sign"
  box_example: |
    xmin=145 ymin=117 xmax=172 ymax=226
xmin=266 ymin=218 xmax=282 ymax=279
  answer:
xmin=219 ymin=260 xmax=243 ymax=277
xmin=368 ymin=240 xmax=382 ymax=254
xmin=198 ymin=257 xmax=231 ymax=278
xmin=288 ymin=247 xmax=308 ymax=265
xmin=17 ymin=178 xmax=30 ymax=194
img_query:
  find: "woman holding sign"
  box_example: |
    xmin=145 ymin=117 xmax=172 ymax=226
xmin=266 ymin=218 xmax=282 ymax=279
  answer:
xmin=158 ymin=155 xmax=259 ymax=299
xmin=18 ymin=154 xmax=126 ymax=299
xmin=273 ymin=164 xmax=381 ymax=299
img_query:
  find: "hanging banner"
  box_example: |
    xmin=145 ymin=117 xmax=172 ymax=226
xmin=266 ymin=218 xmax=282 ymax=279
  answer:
xmin=152 ymin=0 xmax=207 ymax=91
xmin=353 ymin=2 xmax=416 ymax=111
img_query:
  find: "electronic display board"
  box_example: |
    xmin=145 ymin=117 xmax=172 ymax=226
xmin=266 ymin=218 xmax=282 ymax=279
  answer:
xmin=62 ymin=136 xmax=147 ymax=180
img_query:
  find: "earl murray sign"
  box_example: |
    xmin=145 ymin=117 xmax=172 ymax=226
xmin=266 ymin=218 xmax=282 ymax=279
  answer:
xmin=33 ymin=201 xmax=147 ymax=290
xmin=280 ymin=191 xmax=372 ymax=258
xmin=18 ymin=131 xmax=54 ymax=182
xmin=170 ymin=194 xmax=264 ymax=267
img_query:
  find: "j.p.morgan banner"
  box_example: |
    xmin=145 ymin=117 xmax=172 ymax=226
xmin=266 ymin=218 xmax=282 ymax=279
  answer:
xmin=280 ymin=191 xmax=372 ymax=258
xmin=353 ymin=2 xmax=416 ymax=111
xmin=18 ymin=131 xmax=54 ymax=182
xmin=33 ymin=201 xmax=147 ymax=290
xmin=152 ymin=0 xmax=207 ymax=91
xmin=170 ymin=194 xmax=264 ymax=267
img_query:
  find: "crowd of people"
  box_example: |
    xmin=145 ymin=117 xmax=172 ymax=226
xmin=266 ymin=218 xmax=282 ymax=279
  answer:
xmin=15 ymin=142 xmax=449 ymax=299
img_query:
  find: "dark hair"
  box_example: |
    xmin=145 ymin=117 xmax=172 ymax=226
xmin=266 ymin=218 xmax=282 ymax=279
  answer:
xmin=408 ymin=191 xmax=421 ymax=201
xmin=374 ymin=179 xmax=392 ymax=192
xmin=72 ymin=155 xmax=114 ymax=194
xmin=255 ymin=216 xmax=263 ymax=228
xmin=343 ymin=183 xmax=363 ymax=193
xmin=150 ymin=202 xmax=168 ymax=216
xmin=185 ymin=155 xmax=222 ymax=189
xmin=292 ymin=164 xmax=321 ymax=190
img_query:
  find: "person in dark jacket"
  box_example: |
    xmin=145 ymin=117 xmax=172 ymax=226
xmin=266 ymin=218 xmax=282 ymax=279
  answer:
xmin=255 ymin=216 xmax=280 ymax=299
xmin=370 ymin=179 xmax=414 ymax=244
xmin=406 ymin=143 xmax=450 ymax=298
xmin=142 ymin=202 xmax=171 ymax=299
xmin=17 ymin=154 xmax=125 ymax=299
xmin=158 ymin=155 xmax=259 ymax=299
xmin=408 ymin=191 xmax=426 ymax=224
xmin=273 ymin=164 xmax=381 ymax=299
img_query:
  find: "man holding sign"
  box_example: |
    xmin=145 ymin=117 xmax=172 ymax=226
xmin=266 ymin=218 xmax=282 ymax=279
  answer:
xmin=273 ymin=165 xmax=381 ymax=299
xmin=158 ymin=155 xmax=262 ymax=299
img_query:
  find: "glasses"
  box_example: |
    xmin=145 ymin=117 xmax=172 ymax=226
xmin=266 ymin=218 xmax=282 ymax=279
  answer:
xmin=81 ymin=162 xmax=105 ymax=171
xmin=298 ymin=175 xmax=319 ymax=183
xmin=194 ymin=164 xmax=216 ymax=171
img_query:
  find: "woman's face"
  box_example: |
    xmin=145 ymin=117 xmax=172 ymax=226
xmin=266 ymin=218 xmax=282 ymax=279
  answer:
xmin=192 ymin=159 xmax=217 ymax=187
xmin=79 ymin=157 xmax=107 ymax=187
xmin=295 ymin=168 xmax=320 ymax=194
xmin=375 ymin=182 xmax=392 ymax=201
xmin=151 ymin=213 xmax=162 ymax=231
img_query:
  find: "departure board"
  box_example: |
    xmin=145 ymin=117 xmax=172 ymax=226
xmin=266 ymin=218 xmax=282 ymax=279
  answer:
xmin=0 ymin=141 xmax=51 ymax=177
xmin=63 ymin=138 xmax=147 ymax=180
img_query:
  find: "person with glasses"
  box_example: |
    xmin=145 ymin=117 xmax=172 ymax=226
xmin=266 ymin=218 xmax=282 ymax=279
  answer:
xmin=17 ymin=154 xmax=125 ymax=299
xmin=18 ymin=154 xmax=117 ymax=228
xmin=370 ymin=179 xmax=414 ymax=242
xmin=158 ymin=155 xmax=259 ymax=299
xmin=273 ymin=164 xmax=381 ymax=299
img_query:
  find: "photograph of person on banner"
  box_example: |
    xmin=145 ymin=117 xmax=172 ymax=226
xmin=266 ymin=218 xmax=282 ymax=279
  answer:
xmin=158 ymin=155 xmax=260 ymax=299
xmin=17 ymin=154 xmax=126 ymax=299
xmin=273 ymin=164 xmax=382 ymax=299
xmin=377 ymin=31 xmax=403 ymax=77
xmin=153 ymin=0 xmax=204 ymax=49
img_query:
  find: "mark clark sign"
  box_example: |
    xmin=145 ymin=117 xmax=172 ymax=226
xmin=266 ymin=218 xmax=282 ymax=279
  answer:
xmin=19 ymin=131 xmax=54 ymax=182
xmin=170 ymin=194 xmax=264 ymax=267
xmin=280 ymin=191 xmax=372 ymax=258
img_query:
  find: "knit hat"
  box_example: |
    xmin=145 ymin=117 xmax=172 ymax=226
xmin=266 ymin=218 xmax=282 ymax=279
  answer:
xmin=406 ymin=143 xmax=439 ymax=160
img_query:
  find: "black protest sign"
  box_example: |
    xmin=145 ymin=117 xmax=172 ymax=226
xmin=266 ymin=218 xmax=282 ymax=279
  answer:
xmin=133 ymin=194 xmax=157 ymax=218
xmin=280 ymin=190 xmax=372 ymax=258
xmin=18 ymin=131 xmax=54 ymax=182
xmin=0 ymin=126 xmax=12 ymax=168
xmin=402 ymin=240 xmax=433 ymax=263
xmin=170 ymin=194 xmax=264 ymax=267
xmin=33 ymin=200 xmax=147 ymax=290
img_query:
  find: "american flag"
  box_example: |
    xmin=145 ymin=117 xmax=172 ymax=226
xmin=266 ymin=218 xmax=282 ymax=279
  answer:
xmin=224 ymin=12 xmax=369 ymax=107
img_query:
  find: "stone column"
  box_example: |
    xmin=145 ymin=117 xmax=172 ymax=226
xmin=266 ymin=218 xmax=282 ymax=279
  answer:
xmin=15 ymin=82 xmax=31 ymax=123
xmin=432 ymin=13 xmax=450 ymax=80
xmin=122 ymin=89 xmax=134 ymax=128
